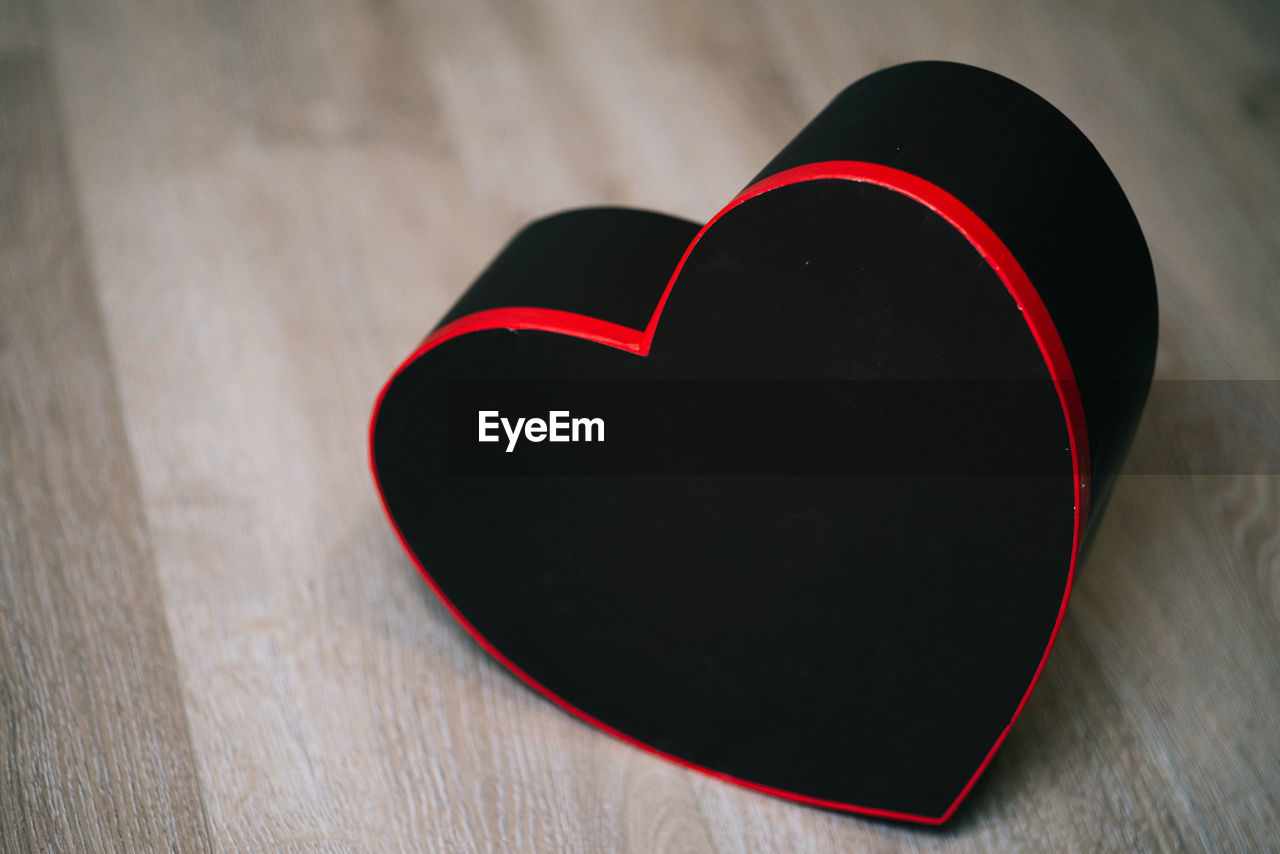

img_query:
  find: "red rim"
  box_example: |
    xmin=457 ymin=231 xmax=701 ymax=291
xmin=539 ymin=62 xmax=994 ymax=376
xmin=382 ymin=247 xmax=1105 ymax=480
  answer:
xmin=368 ymin=161 xmax=1091 ymax=824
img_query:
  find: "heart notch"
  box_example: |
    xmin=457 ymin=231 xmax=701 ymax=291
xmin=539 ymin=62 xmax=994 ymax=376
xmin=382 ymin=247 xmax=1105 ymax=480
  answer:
xmin=370 ymin=61 xmax=1157 ymax=823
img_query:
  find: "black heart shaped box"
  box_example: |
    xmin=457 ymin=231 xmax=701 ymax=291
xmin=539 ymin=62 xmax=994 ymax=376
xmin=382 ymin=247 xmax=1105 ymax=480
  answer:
xmin=369 ymin=61 xmax=1157 ymax=824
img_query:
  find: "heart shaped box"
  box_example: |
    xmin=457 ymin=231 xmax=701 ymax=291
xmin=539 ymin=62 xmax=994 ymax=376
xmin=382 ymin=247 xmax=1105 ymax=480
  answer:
xmin=370 ymin=62 xmax=1157 ymax=823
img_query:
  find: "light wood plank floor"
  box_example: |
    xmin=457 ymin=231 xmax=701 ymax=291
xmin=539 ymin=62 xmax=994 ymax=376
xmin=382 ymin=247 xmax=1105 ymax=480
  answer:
xmin=2 ymin=0 xmax=1278 ymax=850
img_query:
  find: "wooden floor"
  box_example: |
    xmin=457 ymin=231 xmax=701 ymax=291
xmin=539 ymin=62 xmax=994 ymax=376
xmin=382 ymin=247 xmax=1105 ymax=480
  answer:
xmin=2 ymin=0 xmax=1278 ymax=850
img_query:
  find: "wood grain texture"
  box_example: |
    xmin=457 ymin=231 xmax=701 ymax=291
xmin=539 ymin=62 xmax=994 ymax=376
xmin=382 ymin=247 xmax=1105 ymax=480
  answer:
xmin=1 ymin=0 xmax=1276 ymax=850
xmin=0 ymin=49 xmax=213 ymax=853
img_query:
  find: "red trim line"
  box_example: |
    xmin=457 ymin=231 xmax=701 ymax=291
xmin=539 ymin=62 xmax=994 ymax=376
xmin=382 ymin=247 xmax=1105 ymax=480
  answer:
xmin=424 ymin=307 xmax=647 ymax=354
xmin=368 ymin=161 xmax=1090 ymax=825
